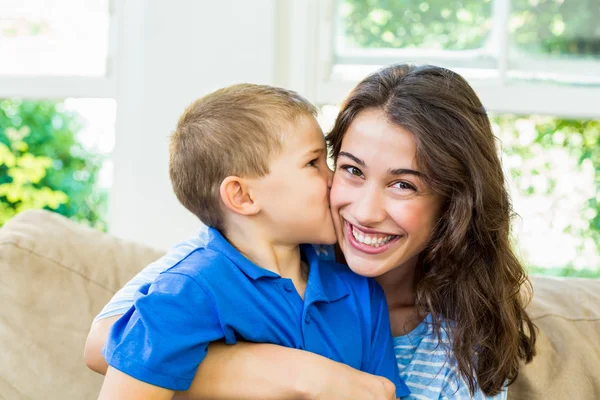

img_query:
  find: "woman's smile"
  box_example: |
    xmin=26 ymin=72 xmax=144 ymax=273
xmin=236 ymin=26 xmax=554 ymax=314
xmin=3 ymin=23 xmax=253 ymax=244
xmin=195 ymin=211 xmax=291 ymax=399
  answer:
xmin=344 ymin=219 xmax=402 ymax=255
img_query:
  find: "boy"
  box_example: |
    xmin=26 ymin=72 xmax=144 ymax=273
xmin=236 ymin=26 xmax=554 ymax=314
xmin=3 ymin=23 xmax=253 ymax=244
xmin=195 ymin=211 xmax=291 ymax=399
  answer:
xmin=98 ymin=84 xmax=410 ymax=399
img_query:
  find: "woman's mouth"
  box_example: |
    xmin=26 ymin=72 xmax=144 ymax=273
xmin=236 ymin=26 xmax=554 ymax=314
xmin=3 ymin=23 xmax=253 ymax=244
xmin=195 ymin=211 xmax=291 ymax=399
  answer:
xmin=344 ymin=220 xmax=401 ymax=255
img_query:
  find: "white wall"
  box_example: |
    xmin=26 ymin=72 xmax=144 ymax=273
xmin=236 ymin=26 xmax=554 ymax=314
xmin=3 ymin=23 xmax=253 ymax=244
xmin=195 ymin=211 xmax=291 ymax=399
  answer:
xmin=109 ymin=0 xmax=278 ymax=249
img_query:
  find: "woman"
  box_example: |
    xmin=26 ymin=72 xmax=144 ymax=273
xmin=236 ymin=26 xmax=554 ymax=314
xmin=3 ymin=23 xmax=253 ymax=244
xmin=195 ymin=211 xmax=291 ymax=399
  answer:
xmin=85 ymin=64 xmax=536 ymax=399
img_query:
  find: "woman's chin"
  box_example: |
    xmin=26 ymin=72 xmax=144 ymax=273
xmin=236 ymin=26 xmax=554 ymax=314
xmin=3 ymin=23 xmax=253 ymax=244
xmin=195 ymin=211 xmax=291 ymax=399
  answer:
xmin=341 ymin=249 xmax=387 ymax=277
xmin=346 ymin=261 xmax=384 ymax=278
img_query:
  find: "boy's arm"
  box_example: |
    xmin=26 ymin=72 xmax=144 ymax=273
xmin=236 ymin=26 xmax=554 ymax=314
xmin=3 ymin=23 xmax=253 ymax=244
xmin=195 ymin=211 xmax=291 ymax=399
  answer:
xmin=101 ymin=273 xmax=224 ymax=394
xmin=89 ymin=314 xmax=398 ymax=400
xmin=85 ymin=238 xmax=205 ymax=373
xmin=365 ymin=279 xmax=411 ymax=399
xmin=99 ymin=366 xmax=174 ymax=400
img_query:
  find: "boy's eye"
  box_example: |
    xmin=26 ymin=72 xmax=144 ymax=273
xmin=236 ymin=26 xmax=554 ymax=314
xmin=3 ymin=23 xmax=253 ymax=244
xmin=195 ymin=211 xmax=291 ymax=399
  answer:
xmin=341 ymin=165 xmax=364 ymax=178
xmin=306 ymin=158 xmax=319 ymax=167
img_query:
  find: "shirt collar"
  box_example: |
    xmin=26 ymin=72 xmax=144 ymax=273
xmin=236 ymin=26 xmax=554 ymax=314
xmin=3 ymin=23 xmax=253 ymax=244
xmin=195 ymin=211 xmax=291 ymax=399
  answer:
xmin=205 ymin=228 xmax=280 ymax=280
xmin=302 ymin=244 xmax=349 ymax=304
xmin=205 ymin=228 xmax=349 ymax=303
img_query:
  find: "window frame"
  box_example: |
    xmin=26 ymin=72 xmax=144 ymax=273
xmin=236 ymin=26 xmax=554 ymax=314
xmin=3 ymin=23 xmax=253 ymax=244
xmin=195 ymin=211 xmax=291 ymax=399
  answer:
xmin=0 ymin=0 xmax=118 ymax=100
xmin=303 ymin=0 xmax=600 ymax=119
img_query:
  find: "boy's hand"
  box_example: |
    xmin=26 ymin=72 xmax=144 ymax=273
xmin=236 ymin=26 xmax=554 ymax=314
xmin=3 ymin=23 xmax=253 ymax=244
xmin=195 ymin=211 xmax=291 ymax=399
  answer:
xmin=307 ymin=361 xmax=398 ymax=400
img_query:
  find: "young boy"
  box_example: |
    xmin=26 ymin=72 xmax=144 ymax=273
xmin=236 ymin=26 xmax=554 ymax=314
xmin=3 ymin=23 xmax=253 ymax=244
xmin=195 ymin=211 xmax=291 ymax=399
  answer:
xmin=98 ymin=84 xmax=410 ymax=399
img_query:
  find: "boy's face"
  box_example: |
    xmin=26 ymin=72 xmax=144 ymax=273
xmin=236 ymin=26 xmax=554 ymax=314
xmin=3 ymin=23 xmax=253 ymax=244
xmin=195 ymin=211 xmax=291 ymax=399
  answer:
xmin=252 ymin=115 xmax=336 ymax=245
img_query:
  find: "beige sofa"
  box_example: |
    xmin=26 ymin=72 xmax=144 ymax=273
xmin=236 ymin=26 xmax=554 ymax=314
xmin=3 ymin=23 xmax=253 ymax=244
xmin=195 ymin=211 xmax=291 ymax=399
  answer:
xmin=0 ymin=210 xmax=599 ymax=399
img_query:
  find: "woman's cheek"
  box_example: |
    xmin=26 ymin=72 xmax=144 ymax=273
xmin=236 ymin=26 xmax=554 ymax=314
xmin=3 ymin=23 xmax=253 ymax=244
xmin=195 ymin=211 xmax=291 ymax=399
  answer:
xmin=329 ymin=175 xmax=350 ymax=211
xmin=388 ymin=199 xmax=430 ymax=231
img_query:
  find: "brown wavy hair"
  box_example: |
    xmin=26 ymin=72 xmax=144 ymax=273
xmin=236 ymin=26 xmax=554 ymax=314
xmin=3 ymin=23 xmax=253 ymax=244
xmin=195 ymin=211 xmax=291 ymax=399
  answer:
xmin=326 ymin=64 xmax=536 ymax=396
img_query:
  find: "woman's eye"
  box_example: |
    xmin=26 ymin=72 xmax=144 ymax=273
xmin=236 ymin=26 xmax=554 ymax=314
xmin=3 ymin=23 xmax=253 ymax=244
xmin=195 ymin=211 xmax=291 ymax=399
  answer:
xmin=392 ymin=181 xmax=416 ymax=191
xmin=342 ymin=165 xmax=364 ymax=178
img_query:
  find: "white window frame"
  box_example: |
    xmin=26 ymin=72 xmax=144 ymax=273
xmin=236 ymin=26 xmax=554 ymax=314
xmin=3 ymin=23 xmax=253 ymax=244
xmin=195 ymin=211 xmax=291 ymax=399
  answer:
xmin=287 ymin=0 xmax=600 ymax=119
xmin=0 ymin=0 xmax=119 ymax=100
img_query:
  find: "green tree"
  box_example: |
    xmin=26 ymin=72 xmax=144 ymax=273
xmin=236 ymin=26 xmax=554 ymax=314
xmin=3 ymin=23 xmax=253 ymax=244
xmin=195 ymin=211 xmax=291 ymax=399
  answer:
xmin=0 ymin=99 xmax=107 ymax=230
xmin=339 ymin=0 xmax=600 ymax=56
xmin=495 ymin=116 xmax=600 ymax=261
xmin=339 ymin=0 xmax=493 ymax=50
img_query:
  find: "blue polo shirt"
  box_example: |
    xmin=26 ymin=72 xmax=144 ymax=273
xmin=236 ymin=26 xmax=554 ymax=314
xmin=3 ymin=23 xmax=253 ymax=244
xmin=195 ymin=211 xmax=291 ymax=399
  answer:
xmin=103 ymin=228 xmax=410 ymax=398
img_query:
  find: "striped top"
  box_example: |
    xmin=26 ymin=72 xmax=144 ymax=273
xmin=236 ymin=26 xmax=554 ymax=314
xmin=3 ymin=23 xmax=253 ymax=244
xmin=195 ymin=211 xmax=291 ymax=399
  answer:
xmin=95 ymin=231 xmax=507 ymax=399
xmin=394 ymin=314 xmax=507 ymax=399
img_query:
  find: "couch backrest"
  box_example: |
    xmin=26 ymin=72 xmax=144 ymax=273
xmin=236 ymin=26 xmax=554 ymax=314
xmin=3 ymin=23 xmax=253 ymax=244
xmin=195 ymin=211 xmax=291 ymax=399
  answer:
xmin=510 ymin=274 xmax=600 ymax=399
xmin=0 ymin=210 xmax=164 ymax=399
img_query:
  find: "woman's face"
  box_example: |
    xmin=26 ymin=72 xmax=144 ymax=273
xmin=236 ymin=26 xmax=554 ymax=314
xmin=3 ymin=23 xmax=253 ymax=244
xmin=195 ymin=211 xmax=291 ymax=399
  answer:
xmin=330 ymin=108 xmax=444 ymax=277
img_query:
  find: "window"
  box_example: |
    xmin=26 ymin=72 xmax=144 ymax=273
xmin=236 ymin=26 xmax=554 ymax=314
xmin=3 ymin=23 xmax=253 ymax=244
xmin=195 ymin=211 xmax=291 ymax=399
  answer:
xmin=0 ymin=0 xmax=117 ymax=229
xmin=308 ymin=0 xmax=600 ymax=117
xmin=0 ymin=0 xmax=116 ymax=98
xmin=0 ymin=0 xmax=111 ymax=76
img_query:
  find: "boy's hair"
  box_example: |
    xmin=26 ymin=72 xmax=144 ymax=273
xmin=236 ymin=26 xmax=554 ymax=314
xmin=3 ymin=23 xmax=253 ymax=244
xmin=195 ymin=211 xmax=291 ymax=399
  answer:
xmin=169 ymin=83 xmax=317 ymax=231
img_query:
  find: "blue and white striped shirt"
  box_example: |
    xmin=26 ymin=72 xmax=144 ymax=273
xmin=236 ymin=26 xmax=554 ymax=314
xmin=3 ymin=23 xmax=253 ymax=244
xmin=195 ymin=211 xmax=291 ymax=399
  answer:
xmin=95 ymin=231 xmax=507 ymax=399
xmin=395 ymin=314 xmax=507 ymax=399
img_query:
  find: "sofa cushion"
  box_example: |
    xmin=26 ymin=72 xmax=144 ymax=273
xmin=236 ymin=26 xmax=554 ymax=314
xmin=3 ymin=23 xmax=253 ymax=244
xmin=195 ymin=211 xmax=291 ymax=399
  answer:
xmin=0 ymin=210 xmax=164 ymax=400
xmin=510 ymin=275 xmax=600 ymax=399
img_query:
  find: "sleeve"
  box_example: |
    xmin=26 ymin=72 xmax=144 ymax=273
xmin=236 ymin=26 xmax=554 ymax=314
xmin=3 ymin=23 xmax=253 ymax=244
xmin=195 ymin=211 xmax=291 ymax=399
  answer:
xmin=102 ymin=271 xmax=224 ymax=391
xmin=364 ymin=279 xmax=411 ymax=399
xmin=94 ymin=231 xmax=209 ymax=322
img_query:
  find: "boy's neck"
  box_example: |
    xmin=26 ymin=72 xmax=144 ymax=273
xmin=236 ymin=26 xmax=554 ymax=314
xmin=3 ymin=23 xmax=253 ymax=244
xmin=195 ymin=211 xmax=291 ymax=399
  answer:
xmin=221 ymin=223 xmax=306 ymax=286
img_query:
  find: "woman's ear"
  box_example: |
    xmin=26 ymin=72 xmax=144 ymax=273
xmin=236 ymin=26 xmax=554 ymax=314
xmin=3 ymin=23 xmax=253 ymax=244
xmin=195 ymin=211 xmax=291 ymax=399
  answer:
xmin=219 ymin=176 xmax=260 ymax=216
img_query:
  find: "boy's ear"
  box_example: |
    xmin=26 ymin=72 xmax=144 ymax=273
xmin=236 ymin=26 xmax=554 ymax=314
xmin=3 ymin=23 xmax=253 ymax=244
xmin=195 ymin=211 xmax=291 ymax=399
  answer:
xmin=219 ymin=176 xmax=260 ymax=216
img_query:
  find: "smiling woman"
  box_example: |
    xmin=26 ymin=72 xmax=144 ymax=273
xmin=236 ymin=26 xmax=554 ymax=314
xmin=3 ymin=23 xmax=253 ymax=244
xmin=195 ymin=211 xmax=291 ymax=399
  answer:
xmin=325 ymin=64 xmax=536 ymax=397
xmin=330 ymin=109 xmax=444 ymax=278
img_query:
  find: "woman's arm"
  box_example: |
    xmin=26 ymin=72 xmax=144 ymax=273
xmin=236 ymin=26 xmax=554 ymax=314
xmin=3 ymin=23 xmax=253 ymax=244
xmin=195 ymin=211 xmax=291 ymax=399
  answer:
xmin=85 ymin=317 xmax=397 ymax=400
xmin=177 ymin=341 xmax=397 ymax=400
xmin=99 ymin=367 xmax=175 ymax=400
xmin=84 ymin=315 xmax=119 ymax=374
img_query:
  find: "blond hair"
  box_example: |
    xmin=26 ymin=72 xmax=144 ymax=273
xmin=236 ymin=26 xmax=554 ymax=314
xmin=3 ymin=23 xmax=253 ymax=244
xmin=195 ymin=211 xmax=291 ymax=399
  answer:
xmin=169 ymin=83 xmax=317 ymax=230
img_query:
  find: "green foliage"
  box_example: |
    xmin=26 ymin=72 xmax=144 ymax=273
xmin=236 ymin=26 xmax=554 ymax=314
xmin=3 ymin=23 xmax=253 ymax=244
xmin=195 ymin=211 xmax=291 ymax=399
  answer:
xmin=510 ymin=0 xmax=600 ymax=56
xmin=529 ymin=265 xmax=600 ymax=279
xmin=339 ymin=0 xmax=493 ymax=50
xmin=495 ymin=116 xmax=600 ymax=260
xmin=0 ymin=99 xmax=107 ymax=230
xmin=339 ymin=0 xmax=600 ymax=56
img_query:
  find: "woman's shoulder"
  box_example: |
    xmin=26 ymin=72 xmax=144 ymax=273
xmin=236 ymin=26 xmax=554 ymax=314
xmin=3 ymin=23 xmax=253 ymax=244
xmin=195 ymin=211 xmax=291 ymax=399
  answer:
xmin=395 ymin=315 xmax=507 ymax=400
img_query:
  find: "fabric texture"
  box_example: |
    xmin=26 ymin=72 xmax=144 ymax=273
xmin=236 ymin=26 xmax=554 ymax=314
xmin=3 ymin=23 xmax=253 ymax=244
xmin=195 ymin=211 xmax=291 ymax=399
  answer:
xmin=394 ymin=314 xmax=506 ymax=399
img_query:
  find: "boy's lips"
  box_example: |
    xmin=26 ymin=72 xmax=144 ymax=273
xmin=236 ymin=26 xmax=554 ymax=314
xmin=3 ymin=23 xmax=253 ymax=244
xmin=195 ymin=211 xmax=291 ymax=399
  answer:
xmin=343 ymin=220 xmax=401 ymax=255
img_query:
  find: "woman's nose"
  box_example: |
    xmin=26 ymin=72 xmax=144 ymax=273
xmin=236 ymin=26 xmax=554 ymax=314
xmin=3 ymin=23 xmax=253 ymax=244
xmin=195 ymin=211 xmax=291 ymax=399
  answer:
xmin=352 ymin=185 xmax=386 ymax=226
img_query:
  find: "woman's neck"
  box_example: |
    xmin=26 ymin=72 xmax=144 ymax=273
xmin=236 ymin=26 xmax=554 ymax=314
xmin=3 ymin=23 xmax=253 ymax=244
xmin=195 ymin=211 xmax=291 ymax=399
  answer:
xmin=376 ymin=256 xmax=426 ymax=336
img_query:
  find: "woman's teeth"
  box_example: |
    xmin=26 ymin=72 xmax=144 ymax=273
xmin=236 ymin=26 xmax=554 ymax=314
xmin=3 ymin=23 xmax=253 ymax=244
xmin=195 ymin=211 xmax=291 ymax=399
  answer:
xmin=351 ymin=226 xmax=397 ymax=248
